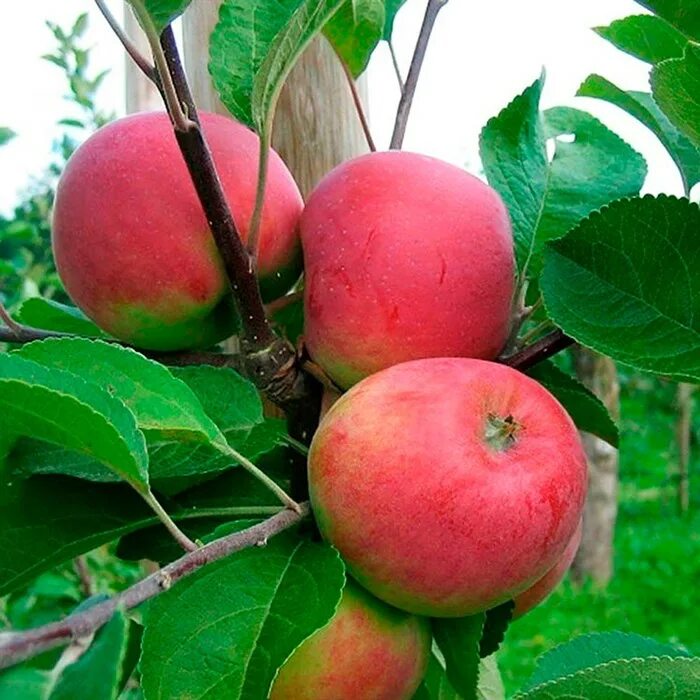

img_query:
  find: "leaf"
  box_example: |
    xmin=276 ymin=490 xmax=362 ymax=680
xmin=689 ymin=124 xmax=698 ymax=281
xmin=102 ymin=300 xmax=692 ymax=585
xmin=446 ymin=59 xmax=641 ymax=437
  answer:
xmin=251 ymin=0 xmax=346 ymax=132
xmin=578 ymin=74 xmax=700 ymax=192
xmin=541 ymin=195 xmax=700 ymax=383
xmin=479 ymin=600 xmax=514 ymax=658
xmin=0 ymin=353 xmax=148 ymax=491
xmin=594 ymin=14 xmax=687 ymax=64
xmin=0 ymin=127 xmax=15 ymax=147
xmin=126 ymin=0 xmax=193 ymax=34
xmin=383 ymin=0 xmax=407 ymax=40
xmin=432 ymin=614 xmax=485 ymax=700
xmin=414 ymin=654 xmax=460 ymax=700
xmin=324 ymin=0 xmax=385 ymax=77
xmin=51 ymin=611 xmax=130 ymax=700
xmin=478 ymin=655 xmax=506 ymax=700
xmin=480 ymin=76 xmax=646 ymax=275
xmin=16 ymin=339 xmax=225 ymax=447
xmin=0 ymin=668 xmax=52 ymax=700
xmin=140 ymin=533 xmax=345 ymax=699
xmin=516 ymin=657 xmax=700 ymax=699
xmin=14 ymin=298 xmax=106 ymax=337
xmin=634 ymin=0 xmax=700 ymax=42
xmin=527 ymin=362 xmax=619 ymax=446
xmin=652 ymin=44 xmax=700 ymax=148
xmin=522 ymin=631 xmax=692 ymax=692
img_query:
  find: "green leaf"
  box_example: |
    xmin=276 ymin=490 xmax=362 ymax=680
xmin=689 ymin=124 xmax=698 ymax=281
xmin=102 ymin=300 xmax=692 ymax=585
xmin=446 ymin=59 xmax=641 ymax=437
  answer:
xmin=578 ymin=74 xmax=700 ymax=192
xmin=324 ymin=0 xmax=385 ymax=77
xmin=0 ymin=353 xmax=148 ymax=491
xmin=414 ymin=654 xmax=460 ymax=700
xmin=541 ymin=195 xmax=700 ymax=383
xmin=433 ymin=614 xmax=485 ymax=700
xmin=14 ymin=298 xmax=107 ymax=337
xmin=0 ymin=127 xmax=15 ymax=147
xmin=652 ymin=44 xmax=700 ymax=148
xmin=634 ymin=0 xmax=700 ymax=42
xmin=51 ymin=611 xmax=130 ymax=700
xmin=126 ymin=0 xmax=193 ymax=34
xmin=480 ymin=76 xmax=646 ymax=275
xmin=140 ymin=533 xmax=345 ymax=699
xmin=479 ymin=601 xmax=514 ymax=658
xmin=527 ymin=362 xmax=619 ymax=446
xmin=383 ymin=0 xmax=407 ymax=40
xmin=523 ymin=631 xmax=692 ymax=691
xmin=516 ymin=657 xmax=700 ymax=699
xmin=478 ymin=655 xmax=506 ymax=700
xmin=250 ymin=0 xmax=346 ymax=132
xmin=0 ymin=668 xmax=52 ymax=700
xmin=16 ymin=339 xmax=225 ymax=447
xmin=594 ymin=15 xmax=687 ymax=64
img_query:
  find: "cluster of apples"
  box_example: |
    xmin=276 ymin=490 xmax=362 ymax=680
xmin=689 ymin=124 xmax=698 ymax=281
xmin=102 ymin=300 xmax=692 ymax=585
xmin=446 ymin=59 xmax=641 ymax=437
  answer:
xmin=52 ymin=111 xmax=587 ymax=698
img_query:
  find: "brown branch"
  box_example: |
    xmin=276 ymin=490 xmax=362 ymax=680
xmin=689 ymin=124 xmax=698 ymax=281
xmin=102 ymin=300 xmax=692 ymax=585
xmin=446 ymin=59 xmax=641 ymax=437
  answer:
xmin=501 ymin=329 xmax=575 ymax=371
xmin=390 ymin=0 xmax=450 ymax=150
xmin=160 ymin=26 xmax=199 ymax=125
xmin=94 ymin=0 xmax=158 ymax=84
xmin=339 ymin=58 xmax=376 ymax=152
xmin=0 ymin=504 xmax=310 ymax=670
xmin=0 ymin=323 xmax=71 ymax=344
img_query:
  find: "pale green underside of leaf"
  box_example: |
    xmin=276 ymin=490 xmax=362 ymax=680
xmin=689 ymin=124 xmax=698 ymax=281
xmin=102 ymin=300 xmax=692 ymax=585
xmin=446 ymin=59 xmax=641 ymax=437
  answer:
xmin=527 ymin=362 xmax=619 ymax=446
xmin=652 ymin=44 xmax=700 ymax=148
xmin=541 ymin=195 xmax=700 ymax=383
xmin=16 ymin=338 xmax=226 ymax=448
xmin=14 ymin=298 xmax=107 ymax=337
xmin=516 ymin=657 xmax=700 ymax=699
xmin=0 ymin=353 xmax=148 ymax=490
xmin=479 ymin=75 xmax=646 ymax=276
xmin=523 ymin=631 xmax=691 ymax=691
xmin=140 ymin=534 xmax=345 ymax=699
xmin=577 ymin=74 xmax=700 ymax=193
xmin=594 ymin=14 xmax=687 ymax=64
xmin=634 ymin=0 xmax=700 ymax=42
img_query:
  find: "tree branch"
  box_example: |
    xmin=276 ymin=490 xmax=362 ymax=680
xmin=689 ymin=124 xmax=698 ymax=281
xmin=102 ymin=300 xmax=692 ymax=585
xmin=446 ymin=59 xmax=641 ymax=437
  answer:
xmin=0 ymin=504 xmax=310 ymax=670
xmin=501 ymin=329 xmax=575 ymax=371
xmin=339 ymin=57 xmax=376 ymax=152
xmin=390 ymin=0 xmax=450 ymax=150
xmin=0 ymin=323 xmax=71 ymax=344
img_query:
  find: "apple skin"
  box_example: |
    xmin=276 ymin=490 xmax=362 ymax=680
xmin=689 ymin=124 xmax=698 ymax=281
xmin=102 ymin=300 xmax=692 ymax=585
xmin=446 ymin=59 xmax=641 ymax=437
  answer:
xmin=52 ymin=111 xmax=303 ymax=350
xmin=513 ymin=519 xmax=583 ymax=618
xmin=269 ymin=581 xmax=430 ymax=700
xmin=301 ymin=151 xmax=515 ymax=388
xmin=308 ymin=358 xmax=587 ymax=617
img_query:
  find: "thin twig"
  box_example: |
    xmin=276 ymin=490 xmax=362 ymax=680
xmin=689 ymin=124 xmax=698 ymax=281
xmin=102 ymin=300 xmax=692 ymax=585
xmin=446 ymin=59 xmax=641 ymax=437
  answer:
xmin=339 ymin=57 xmax=376 ymax=152
xmin=247 ymin=129 xmax=272 ymax=261
xmin=94 ymin=0 xmax=158 ymax=83
xmin=0 ymin=303 xmax=23 ymax=335
xmin=160 ymin=26 xmax=199 ymax=125
xmin=0 ymin=504 xmax=309 ymax=670
xmin=73 ymin=557 xmax=94 ymax=598
xmin=501 ymin=329 xmax=575 ymax=371
xmin=388 ymin=40 xmax=405 ymax=91
xmin=142 ymin=490 xmax=198 ymax=552
xmin=0 ymin=323 xmax=71 ymax=344
xmin=264 ymin=291 xmax=303 ymax=316
xmin=390 ymin=0 xmax=450 ymax=150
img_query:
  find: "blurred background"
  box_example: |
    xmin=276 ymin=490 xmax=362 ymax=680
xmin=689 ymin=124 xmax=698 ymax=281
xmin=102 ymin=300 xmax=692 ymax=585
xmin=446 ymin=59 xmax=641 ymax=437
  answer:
xmin=0 ymin=1 xmax=698 ymax=694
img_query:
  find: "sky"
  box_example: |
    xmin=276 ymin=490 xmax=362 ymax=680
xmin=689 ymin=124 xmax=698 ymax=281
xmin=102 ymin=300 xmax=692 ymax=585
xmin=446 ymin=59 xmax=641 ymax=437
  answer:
xmin=0 ymin=0 xmax=688 ymax=215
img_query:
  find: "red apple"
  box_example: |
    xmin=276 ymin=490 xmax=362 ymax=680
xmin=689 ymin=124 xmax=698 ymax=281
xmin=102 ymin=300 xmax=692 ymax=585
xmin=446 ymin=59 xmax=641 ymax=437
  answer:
xmin=308 ymin=358 xmax=587 ymax=617
xmin=513 ymin=519 xmax=583 ymax=618
xmin=270 ymin=581 xmax=430 ymax=700
xmin=52 ymin=111 xmax=303 ymax=350
xmin=301 ymin=151 xmax=515 ymax=388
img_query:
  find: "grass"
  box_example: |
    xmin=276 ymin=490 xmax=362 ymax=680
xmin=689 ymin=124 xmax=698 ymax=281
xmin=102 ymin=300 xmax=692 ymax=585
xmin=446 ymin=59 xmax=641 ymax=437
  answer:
xmin=498 ymin=371 xmax=700 ymax=695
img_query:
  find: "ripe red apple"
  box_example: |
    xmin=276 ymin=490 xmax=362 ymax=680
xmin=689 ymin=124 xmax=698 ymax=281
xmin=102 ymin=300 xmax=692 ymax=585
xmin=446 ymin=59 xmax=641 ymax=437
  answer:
xmin=269 ymin=581 xmax=430 ymax=700
xmin=301 ymin=151 xmax=515 ymax=388
xmin=52 ymin=111 xmax=303 ymax=350
xmin=308 ymin=358 xmax=587 ymax=617
xmin=513 ymin=519 xmax=583 ymax=618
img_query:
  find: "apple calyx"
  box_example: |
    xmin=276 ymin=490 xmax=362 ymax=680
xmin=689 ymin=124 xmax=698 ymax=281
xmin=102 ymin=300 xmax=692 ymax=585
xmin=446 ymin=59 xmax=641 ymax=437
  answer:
xmin=484 ymin=412 xmax=521 ymax=452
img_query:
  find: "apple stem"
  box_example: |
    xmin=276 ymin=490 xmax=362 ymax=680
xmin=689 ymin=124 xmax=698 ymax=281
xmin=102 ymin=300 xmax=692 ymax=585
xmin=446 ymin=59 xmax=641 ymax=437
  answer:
xmin=390 ymin=0 xmax=451 ymax=150
xmin=338 ymin=56 xmax=377 ymax=152
xmin=501 ymin=329 xmax=575 ymax=371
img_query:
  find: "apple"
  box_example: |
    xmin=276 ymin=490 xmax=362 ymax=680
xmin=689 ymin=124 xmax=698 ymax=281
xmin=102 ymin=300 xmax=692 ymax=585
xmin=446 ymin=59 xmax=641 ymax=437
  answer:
xmin=300 ymin=151 xmax=515 ymax=388
xmin=513 ymin=519 xmax=583 ymax=618
xmin=269 ymin=580 xmax=430 ymax=700
xmin=52 ymin=111 xmax=303 ymax=350
xmin=308 ymin=357 xmax=587 ymax=617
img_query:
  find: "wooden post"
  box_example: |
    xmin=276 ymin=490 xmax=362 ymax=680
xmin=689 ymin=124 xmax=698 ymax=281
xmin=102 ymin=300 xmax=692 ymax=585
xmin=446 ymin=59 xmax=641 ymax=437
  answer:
xmin=123 ymin=3 xmax=162 ymax=113
xmin=181 ymin=3 xmax=369 ymax=197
